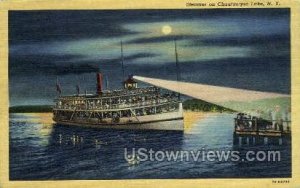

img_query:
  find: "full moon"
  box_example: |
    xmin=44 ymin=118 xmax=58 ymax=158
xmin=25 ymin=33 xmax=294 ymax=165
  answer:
xmin=162 ymin=25 xmax=172 ymax=35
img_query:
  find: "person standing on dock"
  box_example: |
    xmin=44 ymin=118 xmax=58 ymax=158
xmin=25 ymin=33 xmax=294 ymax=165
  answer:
xmin=282 ymin=108 xmax=288 ymax=131
xmin=270 ymin=110 xmax=276 ymax=130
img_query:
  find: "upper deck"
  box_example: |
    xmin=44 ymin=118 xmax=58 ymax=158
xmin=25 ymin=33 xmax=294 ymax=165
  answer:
xmin=53 ymin=86 xmax=181 ymax=112
xmin=56 ymin=86 xmax=160 ymax=100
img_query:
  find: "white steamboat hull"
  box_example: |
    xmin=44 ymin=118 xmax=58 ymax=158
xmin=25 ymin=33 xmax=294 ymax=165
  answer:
xmin=54 ymin=110 xmax=184 ymax=131
xmin=55 ymin=118 xmax=183 ymax=131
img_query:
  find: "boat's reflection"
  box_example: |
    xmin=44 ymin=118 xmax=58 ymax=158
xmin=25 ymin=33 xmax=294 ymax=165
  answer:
xmin=47 ymin=124 xmax=184 ymax=169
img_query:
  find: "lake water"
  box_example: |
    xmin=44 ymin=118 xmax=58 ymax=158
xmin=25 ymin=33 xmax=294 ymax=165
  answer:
xmin=9 ymin=113 xmax=291 ymax=180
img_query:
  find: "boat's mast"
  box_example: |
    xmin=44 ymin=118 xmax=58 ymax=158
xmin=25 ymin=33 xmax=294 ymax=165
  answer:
xmin=56 ymin=76 xmax=62 ymax=97
xmin=175 ymin=39 xmax=181 ymax=82
xmin=174 ymin=39 xmax=181 ymax=100
xmin=120 ymin=41 xmax=125 ymax=82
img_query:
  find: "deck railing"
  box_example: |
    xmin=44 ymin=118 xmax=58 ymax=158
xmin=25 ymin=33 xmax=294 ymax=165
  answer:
xmin=54 ymin=99 xmax=179 ymax=111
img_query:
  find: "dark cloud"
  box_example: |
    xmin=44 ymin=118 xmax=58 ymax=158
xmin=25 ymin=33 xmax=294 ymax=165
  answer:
xmin=99 ymin=53 xmax=157 ymax=64
xmin=188 ymin=34 xmax=290 ymax=47
xmin=188 ymin=33 xmax=290 ymax=58
xmin=125 ymin=35 xmax=199 ymax=44
xmin=9 ymin=53 xmax=157 ymax=76
xmin=9 ymin=54 xmax=98 ymax=76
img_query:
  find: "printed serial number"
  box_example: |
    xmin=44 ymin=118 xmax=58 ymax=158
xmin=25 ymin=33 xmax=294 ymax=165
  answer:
xmin=272 ymin=180 xmax=290 ymax=184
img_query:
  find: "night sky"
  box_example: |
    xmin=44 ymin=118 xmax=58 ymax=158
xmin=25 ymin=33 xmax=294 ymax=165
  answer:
xmin=9 ymin=9 xmax=290 ymax=106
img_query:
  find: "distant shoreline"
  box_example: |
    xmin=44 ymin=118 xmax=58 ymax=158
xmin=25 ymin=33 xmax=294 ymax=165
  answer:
xmin=9 ymin=105 xmax=52 ymax=113
xmin=9 ymin=99 xmax=234 ymax=113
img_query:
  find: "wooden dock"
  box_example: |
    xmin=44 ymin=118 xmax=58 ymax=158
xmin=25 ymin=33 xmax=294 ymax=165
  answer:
xmin=233 ymin=114 xmax=291 ymax=145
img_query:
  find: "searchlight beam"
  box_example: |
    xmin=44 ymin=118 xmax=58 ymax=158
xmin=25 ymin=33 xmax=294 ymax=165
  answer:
xmin=133 ymin=76 xmax=290 ymax=118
